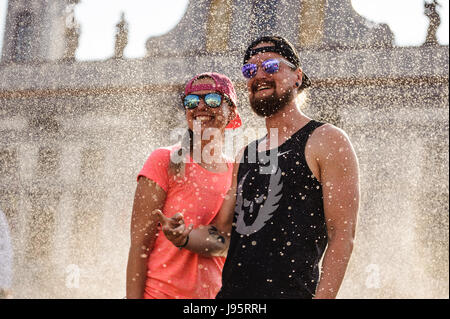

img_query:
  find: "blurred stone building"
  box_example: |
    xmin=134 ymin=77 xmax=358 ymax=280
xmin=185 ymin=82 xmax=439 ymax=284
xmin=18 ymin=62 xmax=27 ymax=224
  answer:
xmin=0 ymin=0 xmax=448 ymax=298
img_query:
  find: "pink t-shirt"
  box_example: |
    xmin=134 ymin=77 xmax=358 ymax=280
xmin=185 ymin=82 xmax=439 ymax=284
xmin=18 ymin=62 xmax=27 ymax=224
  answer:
xmin=137 ymin=145 xmax=232 ymax=299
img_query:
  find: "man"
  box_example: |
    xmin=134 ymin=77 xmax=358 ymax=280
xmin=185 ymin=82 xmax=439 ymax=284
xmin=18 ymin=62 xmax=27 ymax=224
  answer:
xmin=157 ymin=36 xmax=360 ymax=299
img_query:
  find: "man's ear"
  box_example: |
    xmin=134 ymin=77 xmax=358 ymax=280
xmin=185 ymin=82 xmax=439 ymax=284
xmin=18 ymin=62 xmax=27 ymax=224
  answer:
xmin=296 ymin=68 xmax=303 ymax=88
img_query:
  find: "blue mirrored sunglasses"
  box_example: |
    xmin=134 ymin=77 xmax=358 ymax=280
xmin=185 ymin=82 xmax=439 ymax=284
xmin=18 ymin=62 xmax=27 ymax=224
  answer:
xmin=241 ymin=58 xmax=296 ymax=79
xmin=183 ymin=93 xmax=229 ymax=109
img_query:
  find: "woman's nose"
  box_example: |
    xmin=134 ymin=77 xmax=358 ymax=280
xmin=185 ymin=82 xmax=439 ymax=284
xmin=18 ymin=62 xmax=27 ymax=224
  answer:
xmin=196 ymin=99 xmax=209 ymax=110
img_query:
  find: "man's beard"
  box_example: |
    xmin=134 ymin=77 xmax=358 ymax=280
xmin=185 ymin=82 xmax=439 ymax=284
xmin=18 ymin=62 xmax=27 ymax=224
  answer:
xmin=249 ymin=81 xmax=294 ymax=117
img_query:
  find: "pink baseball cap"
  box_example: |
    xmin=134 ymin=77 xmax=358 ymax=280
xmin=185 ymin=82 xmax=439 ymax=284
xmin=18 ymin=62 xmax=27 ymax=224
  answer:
xmin=184 ymin=72 xmax=242 ymax=129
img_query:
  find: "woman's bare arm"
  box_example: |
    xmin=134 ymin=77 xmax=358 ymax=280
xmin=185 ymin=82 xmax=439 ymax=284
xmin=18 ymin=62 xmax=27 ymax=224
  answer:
xmin=157 ymin=150 xmax=244 ymax=257
xmin=126 ymin=177 xmax=166 ymax=299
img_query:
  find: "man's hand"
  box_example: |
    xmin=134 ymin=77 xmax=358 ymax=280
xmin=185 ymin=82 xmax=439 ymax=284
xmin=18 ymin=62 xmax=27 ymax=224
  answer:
xmin=154 ymin=210 xmax=193 ymax=247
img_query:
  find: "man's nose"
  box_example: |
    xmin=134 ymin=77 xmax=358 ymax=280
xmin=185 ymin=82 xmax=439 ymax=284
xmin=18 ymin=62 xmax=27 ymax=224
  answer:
xmin=254 ymin=65 xmax=271 ymax=79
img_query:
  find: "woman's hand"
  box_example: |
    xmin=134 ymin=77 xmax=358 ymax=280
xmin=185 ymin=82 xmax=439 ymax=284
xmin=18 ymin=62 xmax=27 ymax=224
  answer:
xmin=155 ymin=210 xmax=193 ymax=247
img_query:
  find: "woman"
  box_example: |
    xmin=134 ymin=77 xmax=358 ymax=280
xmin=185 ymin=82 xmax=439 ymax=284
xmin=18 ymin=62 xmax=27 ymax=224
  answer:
xmin=126 ymin=72 xmax=241 ymax=299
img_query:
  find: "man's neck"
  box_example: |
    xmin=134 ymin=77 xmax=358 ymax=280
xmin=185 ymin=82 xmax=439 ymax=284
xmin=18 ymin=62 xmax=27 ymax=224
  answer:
xmin=263 ymin=101 xmax=311 ymax=147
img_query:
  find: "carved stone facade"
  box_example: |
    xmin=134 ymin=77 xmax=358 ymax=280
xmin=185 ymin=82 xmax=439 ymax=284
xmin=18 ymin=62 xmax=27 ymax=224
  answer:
xmin=113 ymin=12 xmax=128 ymax=59
xmin=0 ymin=0 xmax=448 ymax=298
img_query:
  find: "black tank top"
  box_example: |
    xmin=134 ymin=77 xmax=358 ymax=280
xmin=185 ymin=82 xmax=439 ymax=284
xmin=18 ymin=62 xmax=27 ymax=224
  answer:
xmin=217 ymin=120 xmax=327 ymax=299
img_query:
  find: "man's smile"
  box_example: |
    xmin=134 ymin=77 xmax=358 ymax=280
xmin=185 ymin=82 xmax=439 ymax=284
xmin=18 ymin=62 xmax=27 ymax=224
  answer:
xmin=252 ymin=80 xmax=276 ymax=94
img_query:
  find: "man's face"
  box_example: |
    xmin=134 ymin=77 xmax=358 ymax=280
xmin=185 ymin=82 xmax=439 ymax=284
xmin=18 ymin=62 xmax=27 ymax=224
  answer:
xmin=245 ymin=43 xmax=299 ymax=117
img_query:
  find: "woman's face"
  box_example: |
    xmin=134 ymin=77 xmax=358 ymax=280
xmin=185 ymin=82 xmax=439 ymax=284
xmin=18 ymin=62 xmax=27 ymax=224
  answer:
xmin=184 ymin=77 xmax=235 ymax=133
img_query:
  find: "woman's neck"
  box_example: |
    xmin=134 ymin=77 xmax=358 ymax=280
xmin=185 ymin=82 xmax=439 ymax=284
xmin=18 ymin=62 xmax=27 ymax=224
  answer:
xmin=190 ymin=131 xmax=227 ymax=165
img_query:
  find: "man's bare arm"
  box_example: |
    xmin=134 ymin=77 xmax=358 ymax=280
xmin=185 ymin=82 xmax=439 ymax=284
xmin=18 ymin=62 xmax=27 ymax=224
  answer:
xmin=311 ymin=125 xmax=360 ymax=299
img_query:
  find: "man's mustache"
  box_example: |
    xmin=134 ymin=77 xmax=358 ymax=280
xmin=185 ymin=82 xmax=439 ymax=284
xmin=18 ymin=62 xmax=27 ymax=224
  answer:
xmin=251 ymin=79 xmax=276 ymax=93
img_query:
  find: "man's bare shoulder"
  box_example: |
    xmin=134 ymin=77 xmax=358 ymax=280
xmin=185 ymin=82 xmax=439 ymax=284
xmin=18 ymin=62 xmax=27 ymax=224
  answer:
xmin=309 ymin=123 xmax=352 ymax=147
xmin=307 ymin=123 xmax=355 ymax=161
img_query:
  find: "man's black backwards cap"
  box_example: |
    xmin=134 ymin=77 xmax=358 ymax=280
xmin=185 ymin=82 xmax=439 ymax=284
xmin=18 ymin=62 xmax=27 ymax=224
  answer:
xmin=243 ymin=36 xmax=311 ymax=89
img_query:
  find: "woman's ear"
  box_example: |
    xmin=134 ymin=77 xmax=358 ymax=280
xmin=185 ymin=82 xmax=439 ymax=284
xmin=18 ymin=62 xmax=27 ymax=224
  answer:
xmin=228 ymin=107 xmax=236 ymax=124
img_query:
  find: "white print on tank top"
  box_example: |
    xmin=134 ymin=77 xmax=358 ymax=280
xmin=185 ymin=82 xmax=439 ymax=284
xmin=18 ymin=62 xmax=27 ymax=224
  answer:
xmin=234 ymin=164 xmax=283 ymax=236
